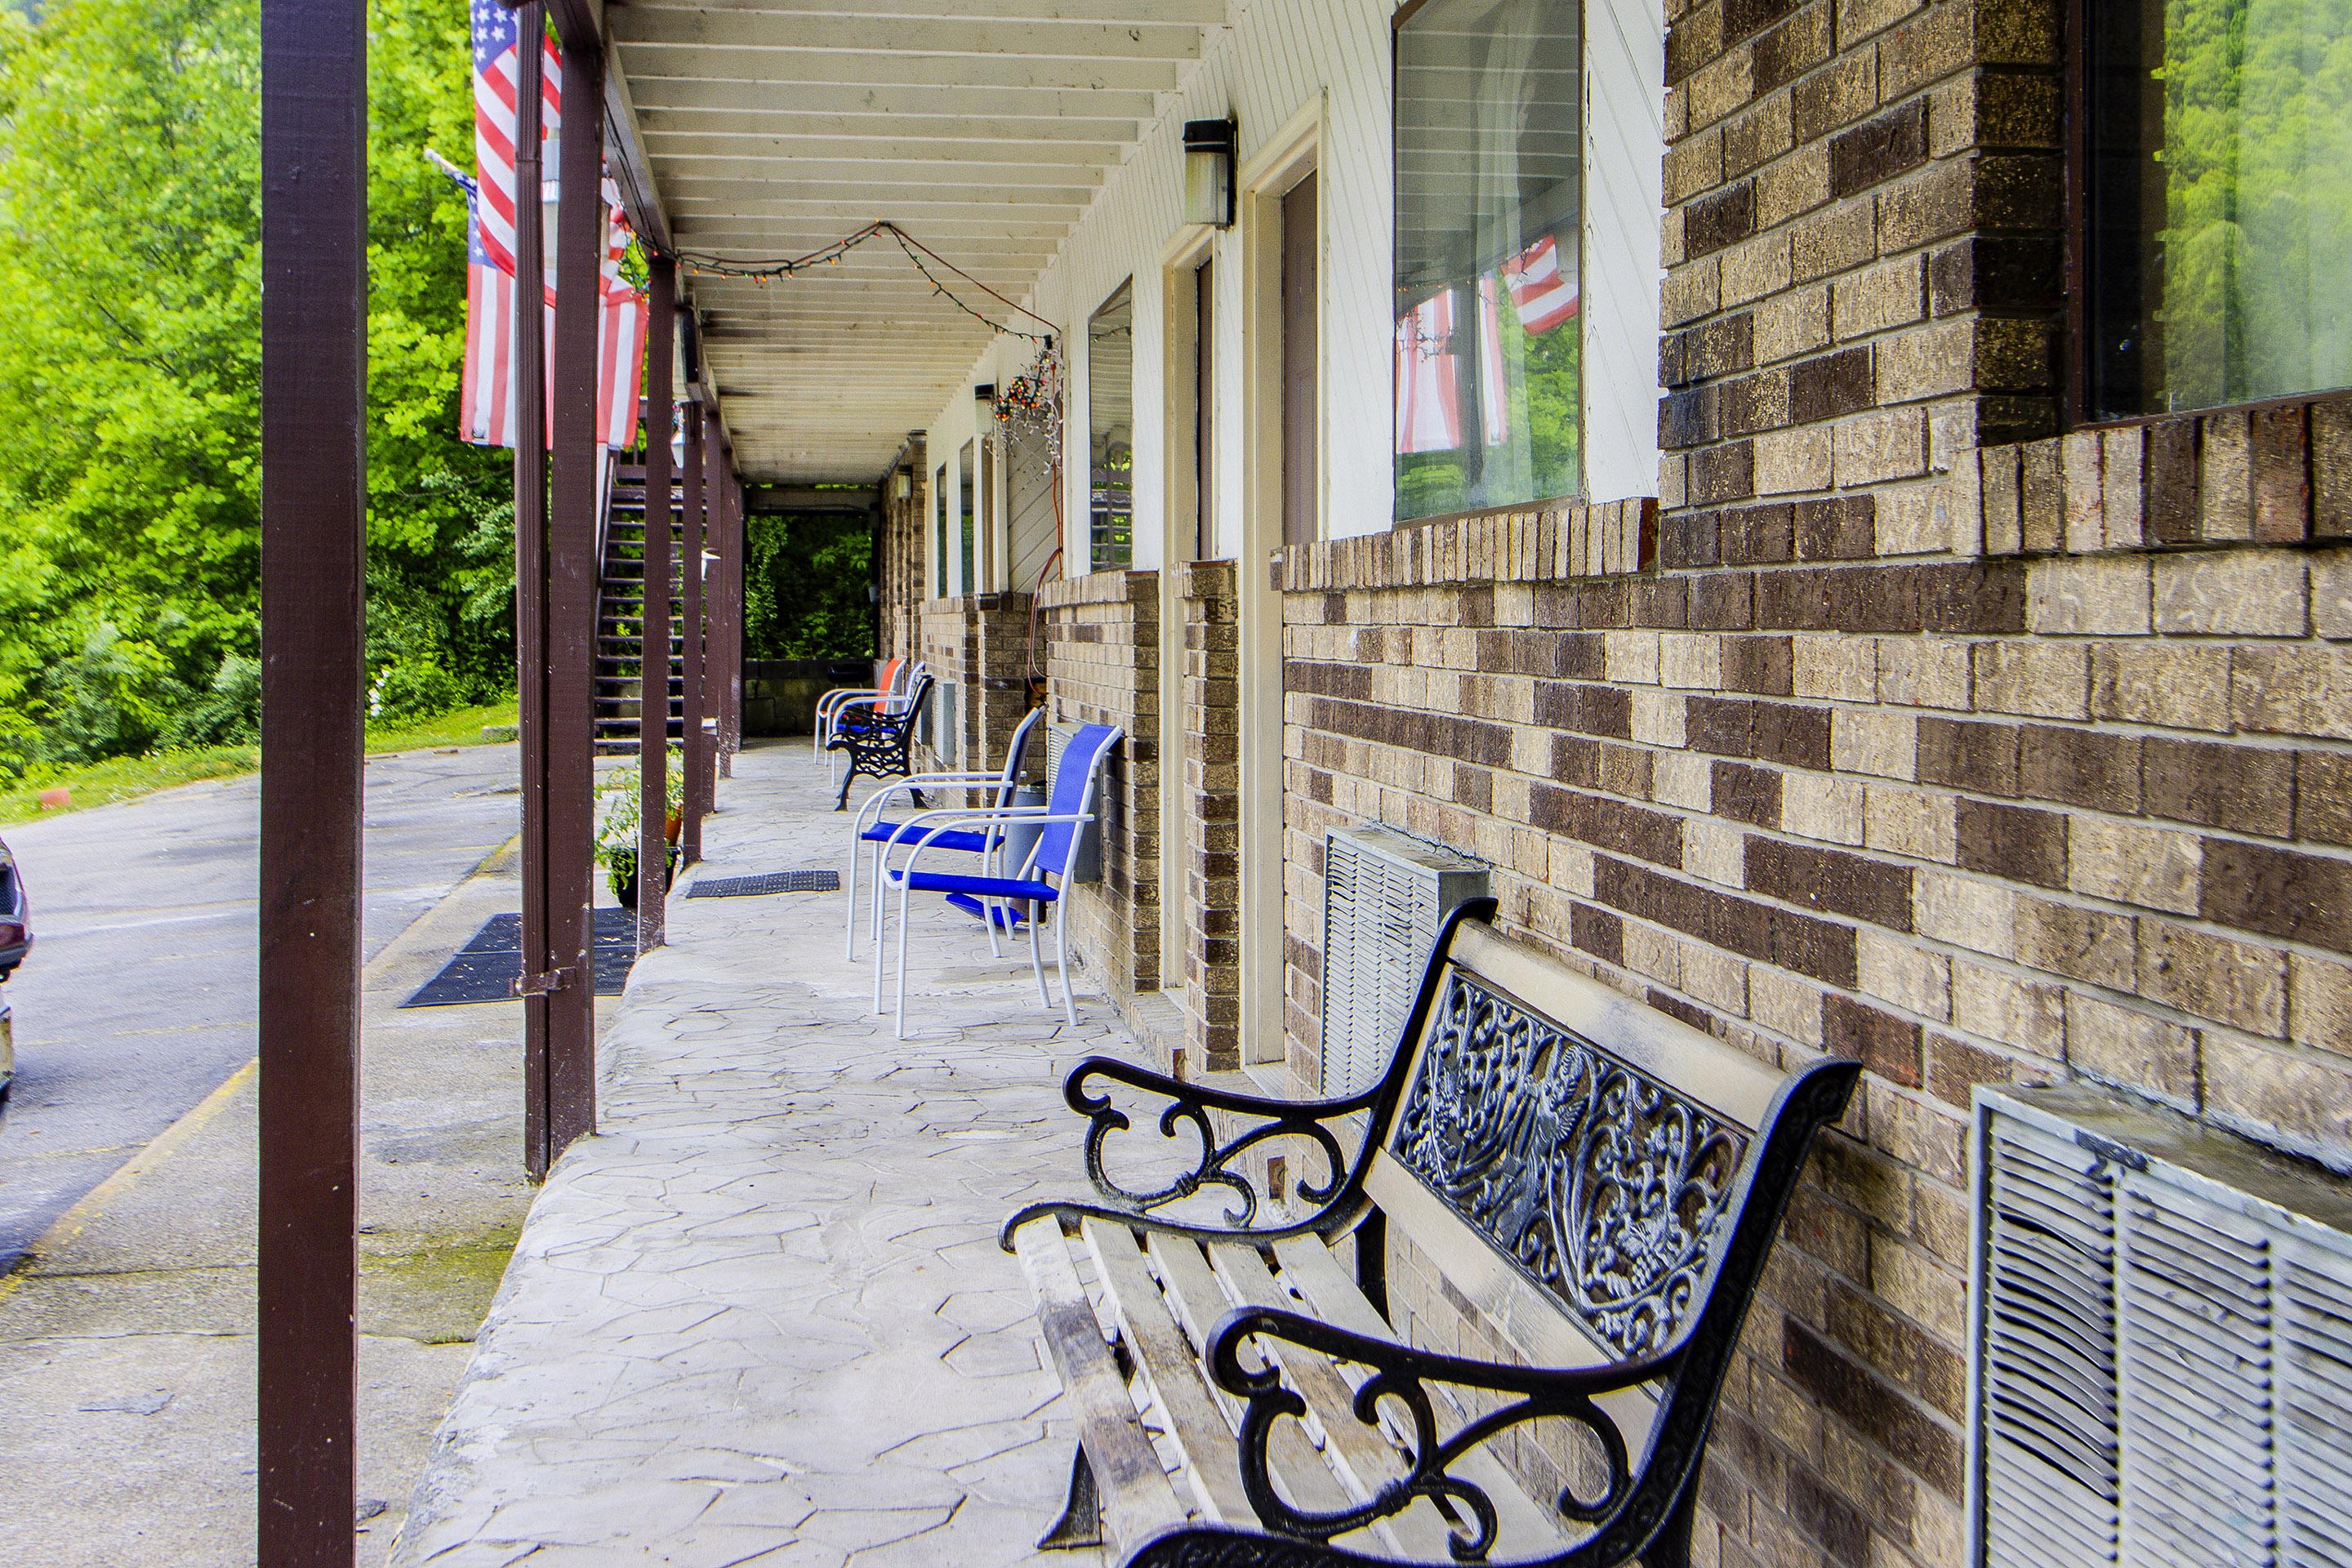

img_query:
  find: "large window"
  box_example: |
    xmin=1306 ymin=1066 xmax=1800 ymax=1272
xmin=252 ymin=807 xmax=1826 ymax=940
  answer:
xmin=1394 ymin=0 xmax=1584 ymax=524
xmin=1088 ymin=282 xmax=1134 ymax=571
xmin=2081 ymin=0 xmax=2352 ymax=419
xmin=933 ymin=462 xmax=948 ymax=598
xmin=958 ymin=439 xmax=977 ymax=593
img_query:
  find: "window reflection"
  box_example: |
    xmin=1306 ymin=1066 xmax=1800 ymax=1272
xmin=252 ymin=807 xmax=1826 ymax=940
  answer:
xmin=1394 ymin=0 xmax=1583 ymax=523
xmin=1089 ymin=282 xmax=1134 ymax=571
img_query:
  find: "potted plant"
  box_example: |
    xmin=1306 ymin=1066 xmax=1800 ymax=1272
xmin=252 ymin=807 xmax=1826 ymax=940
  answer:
xmin=594 ymin=747 xmax=686 ymax=911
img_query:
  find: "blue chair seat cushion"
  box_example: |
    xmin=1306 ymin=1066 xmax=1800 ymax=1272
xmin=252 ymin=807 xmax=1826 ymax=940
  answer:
xmin=883 ymin=868 xmax=1059 ymax=902
xmin=859 ymin=821 xmax=993 ymax=854
xmin=945 ymin=892 xmax=1027 ymax=930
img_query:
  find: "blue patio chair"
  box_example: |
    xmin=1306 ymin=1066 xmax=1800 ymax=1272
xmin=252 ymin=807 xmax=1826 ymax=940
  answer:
xmin=844 ymin=703 xmax=1046 ymax=960
xmin=873 ymin=721 xmax=1122 ymax=1038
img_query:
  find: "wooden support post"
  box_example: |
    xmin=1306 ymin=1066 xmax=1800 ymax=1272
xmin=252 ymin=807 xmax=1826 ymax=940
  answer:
xmin=695 ymin=407 xmax=724 ymax=818
xmin=730 ymin=471 xmax=747 ymax=758
xmin=717 ymin=459 xmax=742 ymax=776
xmin=258 ymin=0 xmax=363 ymax=1561
xmin=679 ymin=399 xmax=706 ymax=864
xmin=544 ymin=31 xmax=604 ymax=1156
xmin=636 ymin=260 xmax=675 ymax=955
xmin=510 ymin=1 xmax=553 ymax=1181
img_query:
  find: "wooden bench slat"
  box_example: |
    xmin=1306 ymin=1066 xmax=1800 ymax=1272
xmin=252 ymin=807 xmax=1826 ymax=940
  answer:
xmin=1140 ymin=1232 xmax=1372 ymax=1538
xmin=1208 ymin=1241 xmax=1466 ymax=1561
xmin=1271 ymin=1237 xmax=1571 ymax=1557
xmin=1011 ymin=1219 xmax=1189 ymax=1552
xmin=1080 ymin=1218 xmax=1258 ymax=1527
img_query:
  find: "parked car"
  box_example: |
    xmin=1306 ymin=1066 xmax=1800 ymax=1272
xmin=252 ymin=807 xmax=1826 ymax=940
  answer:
xmin=0 ymin=836 xmax=26 ymax=1100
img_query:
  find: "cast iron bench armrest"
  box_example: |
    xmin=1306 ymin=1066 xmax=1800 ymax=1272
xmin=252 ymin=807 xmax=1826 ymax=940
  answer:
xmin=998 ymin=1056 xmax=1377 ymax=1248
xmin=1203 ymin=1303 xmax=1674 ymax=1557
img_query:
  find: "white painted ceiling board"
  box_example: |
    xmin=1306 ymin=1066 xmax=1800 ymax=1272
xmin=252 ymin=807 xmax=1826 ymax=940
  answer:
xmin=603 ymin=0 xmax=1229 ymax=483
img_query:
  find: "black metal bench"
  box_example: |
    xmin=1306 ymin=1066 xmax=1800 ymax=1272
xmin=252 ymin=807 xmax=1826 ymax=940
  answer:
xmin=824 ymin=670 xmax=933 ymax=810
xmin=1001 ymin=898 xmax=1857 ymax=1567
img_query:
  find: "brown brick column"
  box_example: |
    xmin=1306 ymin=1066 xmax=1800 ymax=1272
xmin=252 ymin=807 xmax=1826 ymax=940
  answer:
xmin=1178 ymin=562 xmax=1241 ymax=1071
xmin=1039 ymin=568 xmax=1161 ymax=1004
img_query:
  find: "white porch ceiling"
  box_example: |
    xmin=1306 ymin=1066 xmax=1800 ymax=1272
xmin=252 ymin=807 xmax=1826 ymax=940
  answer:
xmin=605 ymin=0 xmax=1226 ymax=484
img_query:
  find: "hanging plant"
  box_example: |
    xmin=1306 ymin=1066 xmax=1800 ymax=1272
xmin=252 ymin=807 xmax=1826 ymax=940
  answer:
xmin=993 ymin=341 xmax=1065 ymax=473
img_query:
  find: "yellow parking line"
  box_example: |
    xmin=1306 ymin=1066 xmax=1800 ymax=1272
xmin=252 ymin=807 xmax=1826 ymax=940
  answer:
xmin=0 ymin=1055 xmax=256 ymax=1303
xmin=0 ymin=831 xmax=526 ymax=1303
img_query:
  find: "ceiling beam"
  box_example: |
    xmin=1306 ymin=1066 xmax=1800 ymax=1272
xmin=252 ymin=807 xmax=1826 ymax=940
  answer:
xmin=604 ymin=61 xmax=672 ymax=252
xmin=639 ymin=109 xmax=1135 ymax=145
xmin=616 ymin=46 xmax=1183 ymax=93
xmin=644 ymin=132 xmax=1120 ymax=167
xmin=627 ymin=77 xmax=1160 ymax=120
xmin=626 ymin=0 xmax=1230 ymax=24
xmin=611 ymin=7 xmax=1205 ymax=63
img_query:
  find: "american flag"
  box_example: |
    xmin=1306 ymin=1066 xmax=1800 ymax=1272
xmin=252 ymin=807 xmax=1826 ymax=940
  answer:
xmin=1503 ymin=233 xmax=1579 ymax=335
xmin=470 ymin=0 xmax=561 ymax=279
xmin=1394 ymin=288 xmax=1462 ymax=455
xmin=460 ymin=0 xmax=647 ymax=451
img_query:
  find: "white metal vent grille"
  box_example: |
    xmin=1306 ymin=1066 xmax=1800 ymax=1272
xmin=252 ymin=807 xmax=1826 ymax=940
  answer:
xmin=1973 ymin=1086 xmax=2352 ymax=1568
xmin=1319 ymin=824 xmax=1486 ymax=1098
xmin=932 ymin=679 xmax=959 ymax=769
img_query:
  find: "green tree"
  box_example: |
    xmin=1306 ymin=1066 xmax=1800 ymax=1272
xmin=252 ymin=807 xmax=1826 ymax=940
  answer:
xmin=746 ymin=511 xmax=875 ymax=662
xmin=0 ymin=0 xmax=512 ymax=776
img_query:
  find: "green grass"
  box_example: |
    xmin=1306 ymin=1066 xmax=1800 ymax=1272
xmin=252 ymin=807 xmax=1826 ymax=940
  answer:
xmin=0 ymin=698 xmax=521 ymax=826
xmin=365 ymin=698 xmax=519 ymax=755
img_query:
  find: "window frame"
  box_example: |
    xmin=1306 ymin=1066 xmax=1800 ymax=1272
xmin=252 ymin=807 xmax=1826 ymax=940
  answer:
xmin=1086 ymin=278 xmax=1137 ymax=572
xmin=933 ymin=461 xmax=949 ymax=599
xmin=1388 ymin=0 xmax=1589 ymax=530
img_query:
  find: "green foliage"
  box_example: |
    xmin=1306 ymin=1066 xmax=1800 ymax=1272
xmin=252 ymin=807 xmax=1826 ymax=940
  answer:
xmin=2157 ymin=0 xmax=2352 ymax=405
xmin=745 ymin=512 xmax=875 ymax=661
xmin=167 ymin=650 xmax=260 ymax=747
xmin=592 ymin=744 xmax=684 ymax=871
xmin=0 ymin=0 xmax=513 ymax=781
xmin=369 ymin=655 xmax=466 ymax=724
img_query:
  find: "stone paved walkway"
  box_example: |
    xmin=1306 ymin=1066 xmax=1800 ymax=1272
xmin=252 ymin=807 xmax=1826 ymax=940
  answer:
xmin=392 ymin=745 xmax=1129 ymax=1567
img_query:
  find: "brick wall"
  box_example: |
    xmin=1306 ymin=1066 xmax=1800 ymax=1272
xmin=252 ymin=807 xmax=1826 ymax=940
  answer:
xmin=912 ymin=594 xmax=1035 ymax=779
xmin=1178 ymin=563 xmax=1242 ymax=1071
xmin=1255 ymin=1 xmax=2352 ymax=1561
xmin=879 ymin=440 xmax=927 ymax=668
xmin=1039 ymin=568 xmax=1163 ymax=1004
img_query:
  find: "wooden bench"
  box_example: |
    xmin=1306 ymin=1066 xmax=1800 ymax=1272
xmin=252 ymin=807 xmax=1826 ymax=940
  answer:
xmin=1001 ymin=898 xmax=1858 ymax=1568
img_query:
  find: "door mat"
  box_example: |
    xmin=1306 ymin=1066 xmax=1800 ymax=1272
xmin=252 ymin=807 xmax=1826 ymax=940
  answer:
xmin=686 ymin=870 xmax=840 ymax=898
xmin=400 ymin=908 xmax=639 ymax=1008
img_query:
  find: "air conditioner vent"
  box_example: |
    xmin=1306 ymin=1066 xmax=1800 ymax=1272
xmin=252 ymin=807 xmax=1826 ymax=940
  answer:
xmin=1318 ymin=824 xmax=1486 ymax=1098
xmin=1973 ymin=1086 xmax=2352 ymax=1568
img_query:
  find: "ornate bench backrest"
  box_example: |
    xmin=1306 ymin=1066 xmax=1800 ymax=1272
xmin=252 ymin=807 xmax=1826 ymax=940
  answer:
xmin=1364 ymin=915 xmax=1857 ymax=1460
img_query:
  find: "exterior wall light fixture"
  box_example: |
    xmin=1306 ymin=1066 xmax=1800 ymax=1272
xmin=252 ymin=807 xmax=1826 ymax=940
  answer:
xmin=893 ymin=467 xmax=912 ymax=501
xmin=974 ymin=383 xmax=997 ymax=425
xmin=1183 ymin=118 xmax=1236 ymax=229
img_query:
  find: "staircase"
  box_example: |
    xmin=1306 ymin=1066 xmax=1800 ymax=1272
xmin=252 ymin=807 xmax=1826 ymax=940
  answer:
xmin=595 ymin=461 xmax=686 ymax=756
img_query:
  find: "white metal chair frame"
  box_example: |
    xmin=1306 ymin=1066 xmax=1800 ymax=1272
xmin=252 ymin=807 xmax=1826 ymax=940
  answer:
xmin=868 ymin=728 xmax=1117 ymax=1039
xmin=817 ymin=661 xmax=929 ymax=791
xmin=844 ymin=704 xmax=1046 ymax=960
xmin=813 ymin=659 xmax=923 ymax=756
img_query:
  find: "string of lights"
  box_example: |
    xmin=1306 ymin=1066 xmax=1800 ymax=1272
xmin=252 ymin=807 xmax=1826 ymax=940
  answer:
xmin=668 ymin=220 xmax=1060 ymax=345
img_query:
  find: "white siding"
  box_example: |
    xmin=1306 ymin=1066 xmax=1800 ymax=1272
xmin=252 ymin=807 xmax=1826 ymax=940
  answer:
xmin=922 ymin=0 xmax=1668 ymax=570
xmin=1584 ymin=0 xmax=1668 ymax=504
